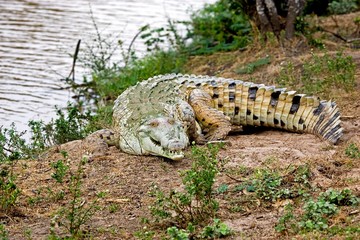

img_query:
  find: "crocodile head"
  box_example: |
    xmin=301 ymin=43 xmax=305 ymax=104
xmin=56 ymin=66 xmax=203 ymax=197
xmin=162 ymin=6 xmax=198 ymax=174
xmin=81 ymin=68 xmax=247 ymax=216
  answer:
xmin=122 ymin=117 xmax=189 ymax=160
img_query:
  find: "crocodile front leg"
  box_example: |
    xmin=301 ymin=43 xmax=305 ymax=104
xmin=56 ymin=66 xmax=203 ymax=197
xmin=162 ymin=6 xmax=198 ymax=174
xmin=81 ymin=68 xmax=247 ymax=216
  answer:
xmin=188 ymin=89 xmax=232 ymax=142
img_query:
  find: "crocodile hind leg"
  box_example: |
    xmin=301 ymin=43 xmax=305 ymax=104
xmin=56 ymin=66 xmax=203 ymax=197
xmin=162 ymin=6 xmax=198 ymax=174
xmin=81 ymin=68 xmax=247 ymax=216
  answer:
xmin=188 ymin=89 xmax=232 ymax=142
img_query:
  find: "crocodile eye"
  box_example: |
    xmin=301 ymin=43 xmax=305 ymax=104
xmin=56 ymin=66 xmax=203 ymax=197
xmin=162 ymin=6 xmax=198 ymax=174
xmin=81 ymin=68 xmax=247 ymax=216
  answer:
xmin=167 ymin=118 xmax=175 ymax=125
xmin=149 ymin=120 xmax=159 ymax=127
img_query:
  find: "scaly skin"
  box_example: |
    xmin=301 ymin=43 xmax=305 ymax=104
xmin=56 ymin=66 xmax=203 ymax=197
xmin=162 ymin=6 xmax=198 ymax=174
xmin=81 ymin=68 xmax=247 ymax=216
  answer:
xmin=102 ymin=73 xmax=343 ymax=160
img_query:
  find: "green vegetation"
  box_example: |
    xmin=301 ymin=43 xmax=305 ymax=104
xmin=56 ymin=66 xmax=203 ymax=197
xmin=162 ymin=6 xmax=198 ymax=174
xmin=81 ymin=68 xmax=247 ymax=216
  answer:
xmin=186 ymin=0 xmax=251 ymax=55
xmin=49 ymin=157 xmax=105 ymax=239
xmin=276 ymin=51 xmax=356 ymax=97
xmin=236 ymin=56 xmax=271 ymax=74
xmin=276 ymin=189 xmax=359 ymax=234
xmin=328 ymin=0 xmax=358 ymax=15
xmin=0 ymin=224 xmax=9 ymax=240
xmin=345 ymin=143 xmax=360 ymax=159
xmin=140 ymin=144 xmax=231 ymax=239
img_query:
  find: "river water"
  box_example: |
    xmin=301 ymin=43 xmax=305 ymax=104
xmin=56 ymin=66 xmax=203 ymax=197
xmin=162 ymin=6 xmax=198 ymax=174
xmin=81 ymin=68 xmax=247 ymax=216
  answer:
xmin=0 ymin=0 xmax=214 ymax=132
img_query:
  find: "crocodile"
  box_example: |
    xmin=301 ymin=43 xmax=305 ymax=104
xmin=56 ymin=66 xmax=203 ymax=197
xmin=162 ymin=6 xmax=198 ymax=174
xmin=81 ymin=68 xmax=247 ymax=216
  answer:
xmin=94 ymin=73 xmax=342 ymax=160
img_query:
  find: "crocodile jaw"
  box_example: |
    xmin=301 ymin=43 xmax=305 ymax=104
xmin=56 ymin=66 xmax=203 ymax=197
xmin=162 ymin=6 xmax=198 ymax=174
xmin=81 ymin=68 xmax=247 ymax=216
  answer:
xmin=137 ymin=117 xmax=189 ymax=160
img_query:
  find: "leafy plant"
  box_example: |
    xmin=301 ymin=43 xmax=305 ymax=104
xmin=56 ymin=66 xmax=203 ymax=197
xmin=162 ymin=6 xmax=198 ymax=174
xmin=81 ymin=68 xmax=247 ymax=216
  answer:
xmin=49 ymin=157 xmax=104 ymax=239
xmin=0 ymin=224 xmax=9 ymax=240
xmin=166 ymin=226 xmax=190 ymax=240
xmin=187 ymin=0 xmax=251 ymax=55
xmin=275 ymin=204 xmax=297 ymax=233
xmin=0 ymin=123 xmax=30 ymax=161
xmin=236 ymin=56 xmax=271 ymax=74
xmin=345 ymin=143 xmax=360 ymax=159
xmin=0 ymin=125 xmax=22 ymax=212
xmin=276 ymin=51 xmax=356 ymax=97
xmin=250 ymin=165 xmax=311 ymax=203
xmin=50 ymin=160 xmax=70 ymax=184
xmin=150 ymin=144 xmax=221 ymax=227
xmin=200 ymin=219 xmax=232 ymax=239
xmin=276 ymin=188 xmax=359 ymax=233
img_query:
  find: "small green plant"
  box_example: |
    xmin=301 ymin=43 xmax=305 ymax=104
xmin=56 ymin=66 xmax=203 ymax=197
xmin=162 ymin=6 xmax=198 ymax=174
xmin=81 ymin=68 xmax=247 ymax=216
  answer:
xmin=0 ymin=123 xmax=30 ymax=161
xmin=150 ymin=144 xmax=221 ymax=227
xmin=249 ymin=165 xmax=311 ymax=203
xmin=166 ymin=226 xmax=190 ymax=240
xmin=200 ymin=219 xmax=232 ymax=239
xmin=0 ymin=224 xmax=9 ymax=240
xmin=275 ymin=204 xmax=297 ymax=233
xmin=236 ymin=56 xmax=271 ymax=74
xmin=276 ymin=52 xmax=356 ymax=97
xmin=148 ymin=144 xmax=231 ymax=238
xmin=49 ymin=157 xmax=104 ymax=239
xmin=0 ymin=170 xmax=20 ymax=212
xmin=134 ymin=228 xmax=156 ymax=240
xmin=276 ymin=188 xmax=359 ymax=234
xmin=345 ymin=143 xmax=360 ymax=159
xmin=0 ymin=125 xmax=22 ymax=212
xmin=50 ymin=159 xmax=70 ymax=184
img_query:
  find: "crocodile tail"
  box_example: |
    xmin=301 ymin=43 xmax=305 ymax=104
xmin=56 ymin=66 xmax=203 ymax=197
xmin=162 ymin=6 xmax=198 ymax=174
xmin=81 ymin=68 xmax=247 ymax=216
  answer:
xmin=257 ymin=88 xmax=343 ymax=143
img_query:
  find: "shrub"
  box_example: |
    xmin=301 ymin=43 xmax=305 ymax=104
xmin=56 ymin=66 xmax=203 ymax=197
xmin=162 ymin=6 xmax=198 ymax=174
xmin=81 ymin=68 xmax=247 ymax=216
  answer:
xmin=187 ymin=0 xmax=251 ymax=55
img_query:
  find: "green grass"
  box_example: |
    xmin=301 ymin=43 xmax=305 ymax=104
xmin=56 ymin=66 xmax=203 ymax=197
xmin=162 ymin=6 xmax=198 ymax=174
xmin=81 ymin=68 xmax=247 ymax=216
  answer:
xmin=276 ymin=51 xmax=356 ymax=97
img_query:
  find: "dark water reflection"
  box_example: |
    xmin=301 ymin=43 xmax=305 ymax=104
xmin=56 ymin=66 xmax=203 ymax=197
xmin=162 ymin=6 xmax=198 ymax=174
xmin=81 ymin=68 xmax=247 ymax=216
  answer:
xmin=0 ymin=0 xmax=213 ymax=132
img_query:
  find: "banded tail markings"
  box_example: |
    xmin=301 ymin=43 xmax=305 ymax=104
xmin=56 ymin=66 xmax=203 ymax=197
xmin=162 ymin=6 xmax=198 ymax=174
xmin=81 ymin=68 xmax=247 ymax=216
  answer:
xmin=281 ymin=91 xmax=296 ymax=130
xmin=253 ymin=85 xmax=266 ymax=126
xmin=233 ymin=81 xmax=243 ymax=124
xmin=266 ymin=89 xmax=284 ymax=127
xmin=217 ymin=83 xmax=225 ymax=112
xmin=260 ymin=86 xmax=275 ymax=127
xmin=292 ymin=94 xmax=306 ymax=131
xmin=222 ymin=82 xmax=231 ymax=118
xmin=308 ymin=100 xmax=326 ymax=134
xmin=246 ymin=84 xmax=261 ymax=126
xmin=302 ymin=97 xmax=319 ymax=131
xmin=240 ymin=82 xmax=252 ymax=125
xmin=274 ymin=91 xmax=288 ymax=128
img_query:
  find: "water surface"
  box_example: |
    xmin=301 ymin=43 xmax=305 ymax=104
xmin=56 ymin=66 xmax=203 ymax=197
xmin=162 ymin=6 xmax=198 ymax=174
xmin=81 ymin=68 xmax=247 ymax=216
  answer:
xmin=0 ymin=0 xmax=214 ymax=132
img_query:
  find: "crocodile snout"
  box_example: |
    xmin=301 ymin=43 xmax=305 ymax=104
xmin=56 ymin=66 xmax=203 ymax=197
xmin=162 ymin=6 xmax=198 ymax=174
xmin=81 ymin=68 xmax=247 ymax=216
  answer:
xmin=167 ymin=140 xmax=187 ymax=151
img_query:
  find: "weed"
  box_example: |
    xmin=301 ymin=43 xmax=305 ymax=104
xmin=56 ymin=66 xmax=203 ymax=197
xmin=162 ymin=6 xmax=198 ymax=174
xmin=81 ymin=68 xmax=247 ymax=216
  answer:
xmin=0 ymin=224 xmax=9 ymax=240
xmin=276 ymin=51 xmax=355 ymax=97
xmin=216 ymin=184 xmax=229 ymax=194
xmin=108 ymin=204 xmax=119 ymax=213
xmin=0 ymin=125 xmax=22 ymax=212
xmin=236 ymin=56 xmax=271 ymax=74
xmin=166 ymin=226 xmax=190 ymax=240
xmin=200 ymin=219 xmax=232 ymax=239
xmin=50 ymin=160 xmax=70 ymax=184
xmin=0 ymin=123 xmax=30 ymax=161
xmin=147 ymin=144 xmax=231 ymax=238
xmin=275 ymin=204 xmax=297 ymax=233
xmin=276 ymin=188 xmax=359 ymax=234
xmin=49 ymin=157 xmax=104 ymax=239
xmin=150 ymin=144 xmax=221 ymax=227
xmin=250 ymin=165 xmax=311 ymax=202
xmin=134 ymin=228 xmax=155 ymax=240
xmin=140 ymin=19 xmax=185 ymax=53
xmin=345 ymin=143 xmax=360 ymax=159
xmin=0 ymin=171 xmax=21 ymax=212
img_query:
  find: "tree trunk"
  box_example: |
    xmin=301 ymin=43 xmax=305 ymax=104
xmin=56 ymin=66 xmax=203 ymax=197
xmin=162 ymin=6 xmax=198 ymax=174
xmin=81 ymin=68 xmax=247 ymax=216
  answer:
xmin=285 ymin=0 xmax=306 ymax=39
xmin=255 ymin=0 xmax=271 ymax=33
xmin=264 ymin=0 xmax=280 ymax=36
